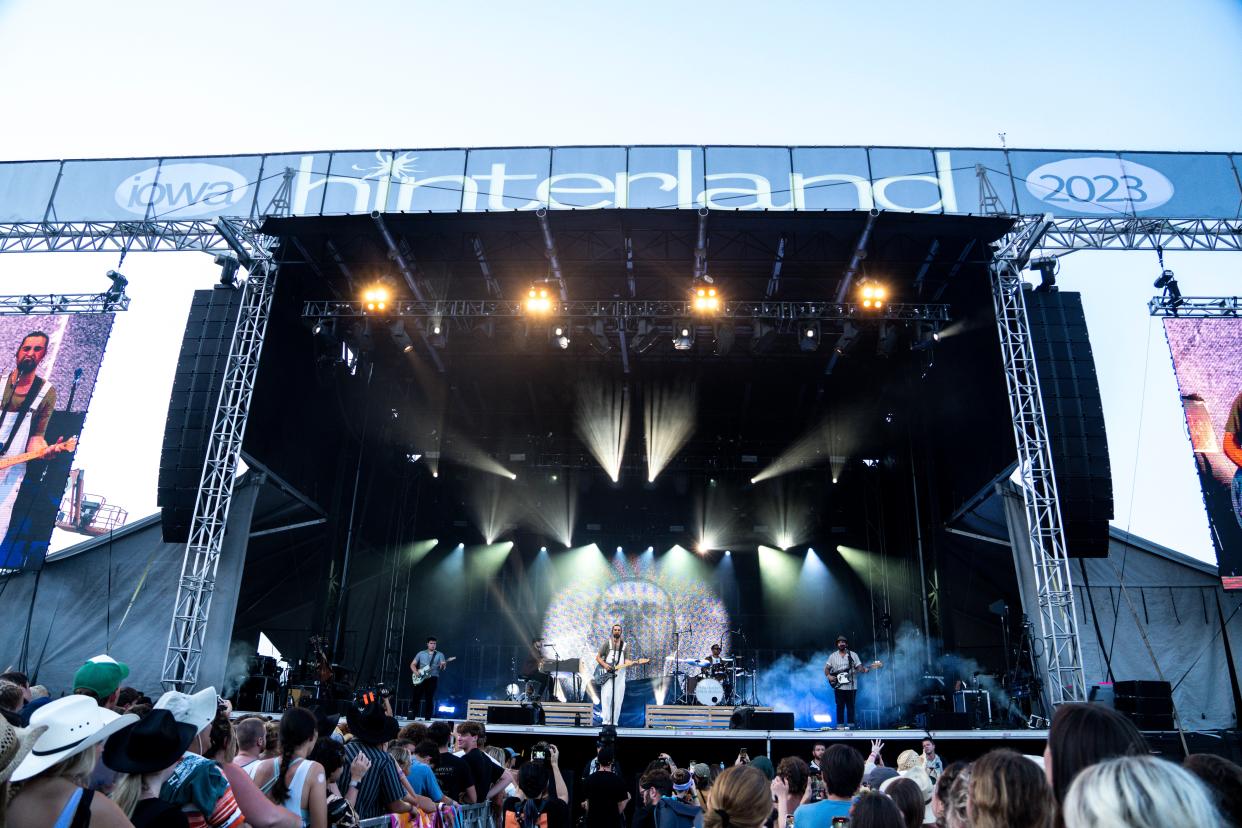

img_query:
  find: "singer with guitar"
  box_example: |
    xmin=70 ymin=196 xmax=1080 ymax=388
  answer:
xmin=410 ymin=637 xmax=454 ymax=720
xmin=594 ymin=624 xmax=649 ymax=726
xmin=0 ymin=332 xmax=75 ymax=546
xmin=824 ymin=635 xmax=880 ymax=729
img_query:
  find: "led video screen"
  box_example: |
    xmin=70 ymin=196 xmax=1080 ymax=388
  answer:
xmin=0 ymin=314 xmax=114 ymax=570
xmin=1164 ymin=317 xmax=1242 ymax=589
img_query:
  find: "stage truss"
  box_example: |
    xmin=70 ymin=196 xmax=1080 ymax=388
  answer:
xmin=1 ymin=211 xmax=1237 ymax=698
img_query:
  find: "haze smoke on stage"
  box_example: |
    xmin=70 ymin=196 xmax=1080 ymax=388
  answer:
xmin=223 ymin=640 xmax=255 ymax=698
xmin=575 ymin=379 xmax=631 ymax=482
xmin=644 ymin=381 xmax=696 ymax=482
xmin=758 ymin=649 xmax=842 ymax=727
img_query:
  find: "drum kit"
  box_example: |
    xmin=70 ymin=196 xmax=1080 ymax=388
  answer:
xmin=677 ymin=657 xmax=754 ymax=706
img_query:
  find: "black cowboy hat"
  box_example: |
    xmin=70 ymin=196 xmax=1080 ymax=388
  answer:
xmin=311 ymin=706 xmax=341 ymax=738
xmin=103 ymin=709 xmax=196 ymax=775
xmin=345 ymin=701 xmax=399 ymax=745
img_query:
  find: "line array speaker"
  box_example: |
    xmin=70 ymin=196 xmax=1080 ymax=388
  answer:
xmin=156 ymin=287 xmax=244 ymax=543
xmin=1026 ymin=290 xmax=1114 ymax=557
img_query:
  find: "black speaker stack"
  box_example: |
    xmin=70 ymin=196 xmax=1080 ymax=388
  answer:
xmin=157 ymin=287 xmax=244 ymax=543
xmin=1113 ymin=680 xmax=1175 ymax=731
xmin=1026 ymin=290 xmax=1114 ymax=557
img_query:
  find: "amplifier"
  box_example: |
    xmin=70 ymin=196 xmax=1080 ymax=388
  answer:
xmin=487 ymin=705 xmax=545 ymax=725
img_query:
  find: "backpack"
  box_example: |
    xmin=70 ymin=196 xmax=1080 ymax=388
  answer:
xmin=505 ymin=797 xmax=549 ymax=828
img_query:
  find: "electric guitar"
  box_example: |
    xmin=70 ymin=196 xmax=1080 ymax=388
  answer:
xmin=0 ymin=436 xmax=77 ymax=472
xmin=593 ymin=657 xmax=650 ymax=688
xmin=411 ymin=655 xmax=456 ymax=686
xmin=828 ymin=660 xmax=883 ymax=687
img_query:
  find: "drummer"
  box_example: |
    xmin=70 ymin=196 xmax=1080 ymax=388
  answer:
xmin=704 ymin=644 xmax=727 ymax=676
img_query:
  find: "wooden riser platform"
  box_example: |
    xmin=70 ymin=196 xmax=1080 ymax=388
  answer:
xmin=467 ymin=699 xmax=592 ymax=727
xmin=644 ymin=705 xmax=772 ymax=729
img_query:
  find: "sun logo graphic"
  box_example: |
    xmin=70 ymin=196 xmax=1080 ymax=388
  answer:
xmin=353 ymin=150 xmax=422 ymax=182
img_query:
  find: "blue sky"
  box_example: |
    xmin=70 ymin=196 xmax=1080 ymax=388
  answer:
xmin=0 ymin=0 xmax=1239 ymax=561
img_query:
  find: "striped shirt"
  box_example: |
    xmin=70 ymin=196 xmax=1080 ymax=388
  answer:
xmin=343 ymin=740 xmax=407 ymax=819
xmin=161 ymin=752 xmax=244 ymax=828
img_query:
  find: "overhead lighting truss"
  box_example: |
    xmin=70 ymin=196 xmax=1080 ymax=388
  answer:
xmin=303 ymin=299 xmax=951 ymax=323
xmin=0 ymin=292 xmax=131 ymax=314
xmin=1148 ymin=295 xmax=1242 ymax=317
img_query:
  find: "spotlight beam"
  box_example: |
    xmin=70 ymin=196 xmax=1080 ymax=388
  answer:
xmin=575 ymin=379 xmax=630 ymax=482
xmin=644 ymin=382 xmax=696 ymax=482
xmin=752 ymin=414 xmax=854 ymax=484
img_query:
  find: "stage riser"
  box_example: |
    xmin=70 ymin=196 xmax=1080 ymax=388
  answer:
xmin=645 ymin=705 xmax=773 ymax=729
xmin=468 ymin=700 xmax=593 ymax=727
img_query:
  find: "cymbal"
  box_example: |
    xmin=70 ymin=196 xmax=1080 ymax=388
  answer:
xmin=679 ymin=658 xmax=710 ymax=665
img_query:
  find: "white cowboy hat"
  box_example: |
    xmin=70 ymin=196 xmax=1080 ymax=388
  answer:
xmin=12 ymin=695 xmax=137 ymax=782
xmin=154 ymin=686 xmax=218 ymax=733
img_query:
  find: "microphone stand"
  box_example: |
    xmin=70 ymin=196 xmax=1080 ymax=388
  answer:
xmin=671 ymin=624 xmax=692 ymax=704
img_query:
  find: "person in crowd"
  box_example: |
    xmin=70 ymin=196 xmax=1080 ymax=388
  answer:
xmin=892 ymin=751 xmax=933 ymax=825
xmin=1043 ymin=701 xmax=1149 ymax=821
xmin=703 ymin=765 xmax=772 ymax=828
xmin=154 ymin=686 xmax=246 ymax=828
xmin=581 ymin=744 xmax=629 ymax=828
xmin=200 ymin=701 xmax=299 ymax=828
xmin=233 ymin=717 xmax=267 ymax=769
xmin=930 ymin=761 xmax=966 ymax=826
xmin=20 ymin=682 xmax=52 ymax=725
xmin=691 ymin=763 xmax=713 ymax=811
xmin=0 ymin=682 xmax=22 ymax=727
xmin=633 ymin=769 xmax=673 ymax=828
xmin=504 ymin=761 xmax=570 ymax=828
xmin=73 ymin=654 xmax=131 ymax=709
xmin=342 ymin=701 xmax=423 ymax=819
xmin=457 ymin=720 xmax=512 ymax=804
xmin=749 ymin=756 xmax=774 ymax=782
xmin=0 ymin=672 xmax=29 ymax=703
xmin=941 ymin=765 xmax=970 ymax=828
xmin=808 ymin=744 xmax=825 ymax=775
xmin=487 ymin=746 xmax=508 ymax=770
xmin=410 ymin=740 xmax=448 ymax=802
xmin=263 ymin=721 xmax=281 ymax=759
xmin=967 ymin=749 xmax=1052 ymax=828
xmin=1062 ymin=755 xmax=1221 ymax=828
xmin=772 ymin=756 xmax=810 ymax=827
xmin=848 ymin=792 xmax=905 ymax=828
xmin=116 ymin=688 xmax=143 ymax=712
xmin=807 ymin=744 xmax=826 ymax=802
xmin=917 ymin=739 xmax=942 ymax=785
xmin=309 ymin=737 xmax=369 ymax=828
xmin=398 ymin=721 xmax=428 ymax=746
xmin=7 ymin=694 xmax=137 ymax=827
xmin=794 ymin=744 xmax=864 ymax=828
xmin=862 ymin=766 xmax=897 ymax=792
xmin=387 ymin=742 xmax=412 ymax=778
xmin=107 ymin=708 xmax=195 ymax=827
xmin=248 ymin=707 xmax=329 ymax=827
xmin=661 ymin=767 xmax=704 ymax=828
xmin=1183 ymin=753 xmax=1242 ymax=827
xmin=428 ymin=720 xmax=477 ymax=803
xmin=879 ymin=777 xmax=924 ymax=828
xmin=310 ymin=709 xmax=341 ymax=744
xmin=0 ymin=703 xmax=45 ymax=828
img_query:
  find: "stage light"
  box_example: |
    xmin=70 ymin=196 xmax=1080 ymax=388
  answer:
xmin=713 ymin=322 xmax=736 ymax=356
xmin=388 ymin=320 xmax=414 ymax=353
xmin=550 ymin=323 xmax=571 ymax=350
xmin=1030 ymin=256 xmax=1059 ymax=292
xmin=811 ymin=713 xmax=833 ymax=724
xmin=526 ymin=285 xmax=553 ymax=315
xmin=725 ymin=550 xmax=731 ymax=556
xmin=406 ymin=452 xmax=422 ymax=463
xmin=876 ymin=322 xmax=898 ymax=358
xmin=693 ymin=283 xmax=720 ymax=314
xmin=1154 ymin=268 xmax=1183 ymax=306
xmin=105 ymin=270 xmax=128 ymax=303
xmin=540 ymin=546 xmax=547 ymax=553
xmin=673 ymin=322 xmax=694 ymax=351
xmin=363 ymin=284 xmax=391 ymax=313
xmin=588 ymin=319 xmax=611 ymax=354
xmin=858 ymin=281 xmax=886 ymax=310
xmin=834 ymin=322 xmax=859 ymax=356
xmin=616 ymin=546 xmax=623 ymax=554
xmin=798 ymin=320 xmax=820 ymax=352
xmin=213 ymin=253 xmax=240 ymax=287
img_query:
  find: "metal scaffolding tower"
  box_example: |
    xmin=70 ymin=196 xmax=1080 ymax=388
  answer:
xmin=990 ymin=216 xmax=1088 ymax=706
xmin=160 ymin=220 xmax=280 ymax=692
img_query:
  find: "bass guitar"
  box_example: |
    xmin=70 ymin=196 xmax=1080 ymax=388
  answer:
xmin=411 ymin=655 xmax=456 ymax=686
xmin=0 ymin=436 xmax=77 ymax=472
xmin=593 ymin=657 xmax=650 ymax=688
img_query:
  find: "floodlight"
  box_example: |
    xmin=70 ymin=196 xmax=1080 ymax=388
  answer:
xmin=858 ymin=281 xmax=887 ymax=310
xmin=388 ymin=320 xmax=414 ymax=353
xmin=550 ymin=323 xmax=571 ymax=350
xmin=362 ymin=284 xmax=390 ymax=313
xmin=673 ymin=321 xmax=694 ymax=351
xmin=692 ymin=282 xmax=721 ymax=314
xmin=526 ymin=285 xmax=553 ymax=315
xmin=105 ymin=270 xmax=128 ymax=303
xmin=1031 ymin=256 xmax=1059 ymax=292
xmin=1154 ymin=268 xmax=1183 ymax=306
xmin=588 ymin=319 xmax=612 ymax=354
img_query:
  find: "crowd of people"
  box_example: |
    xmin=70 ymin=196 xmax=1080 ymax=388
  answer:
xmin=1 ymin=657 xmax=1241 ymax=828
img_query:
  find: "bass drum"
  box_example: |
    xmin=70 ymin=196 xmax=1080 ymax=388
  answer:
xmin=695 ymin=677 xmax=725 ymax=705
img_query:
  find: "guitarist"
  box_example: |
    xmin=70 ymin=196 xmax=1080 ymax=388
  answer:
xmin=594 ymin=624 xmax=630 ymax=726
xmin=824 ymin=635 xmax=869 ymax=729
xmin=0 ymin=332 xmax=72 ymax=545
xmin=410 ymin=636 xmax=449 ymax=720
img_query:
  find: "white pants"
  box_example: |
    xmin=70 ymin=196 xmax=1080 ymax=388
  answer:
xmin=600 ymin=671 xmax=627 ymax=725
xmin=0 ymin=464 xmax=25 ymax=544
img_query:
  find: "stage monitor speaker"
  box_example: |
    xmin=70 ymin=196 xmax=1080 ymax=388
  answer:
xmin=751 ymin=711 xmax=795 ymax=730
xmin=1027 ymin=290 xmax=1114 ymax=557
xmin=157 ymin=287 xmax=244 ymax=542
xmin=1113 ymin=680 xmax=1171 ymax=698
xmin=729 ymin=706 xmax=756 ymax=729
xmin=488 ymin=705 xmax=545 ymax=725
xmin=918 ymin=711 xmax=970 ymax=730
